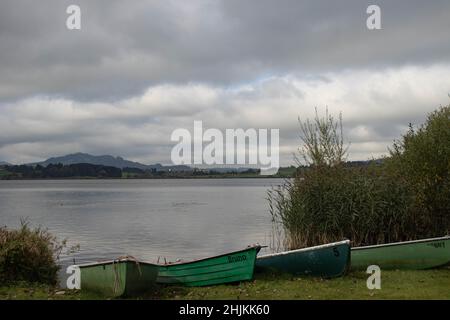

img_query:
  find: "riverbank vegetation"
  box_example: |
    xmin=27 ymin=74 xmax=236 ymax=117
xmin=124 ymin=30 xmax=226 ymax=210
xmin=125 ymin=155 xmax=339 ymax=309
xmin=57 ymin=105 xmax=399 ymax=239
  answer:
xmin=269 ymin=106 xmax=450 ymax=249
xmin=0 ymin=221 xmax=71 ymax=286
xmin=0 ymin=220 xmax=79 ymax=286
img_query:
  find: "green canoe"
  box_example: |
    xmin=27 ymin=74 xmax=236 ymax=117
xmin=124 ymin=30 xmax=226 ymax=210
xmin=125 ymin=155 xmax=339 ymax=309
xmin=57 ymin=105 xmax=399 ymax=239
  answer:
xmin=78 ymin=257 xmax=159 ymax=297
xmin=256 ymin=240 xmax=351 ymax=278
xmin=157 ymin=245 xmax=261 ymax=287
xmin=351 ymin=235 xmax=450 ymax=270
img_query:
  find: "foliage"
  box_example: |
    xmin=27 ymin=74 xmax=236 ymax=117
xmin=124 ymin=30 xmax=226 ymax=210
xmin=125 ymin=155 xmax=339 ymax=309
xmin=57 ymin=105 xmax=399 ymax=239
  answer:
xmin=387 ymin=105 xmax=450 ymax=236
xmin=269 ymin=165 xmax=413 ymax=248
xmin=0 ymin=220 xmax=68 ymax=285
xmin=269 ymin=106 xmax=449 ymax=250
xmin=296 ymin=107 xmax=349 ymax=167
xmin=4 ymin=163 xmax=122 ymax=179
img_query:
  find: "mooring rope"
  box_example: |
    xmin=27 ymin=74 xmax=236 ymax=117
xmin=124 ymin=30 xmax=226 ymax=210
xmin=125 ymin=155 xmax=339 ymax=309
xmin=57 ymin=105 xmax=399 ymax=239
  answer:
xmin=116 ymin=255 xmax=143 ymax=276
xmin=111 ymin=255 xmax=144 ymax=294
xmin=112 ymin=259 xmax=121 ymax=295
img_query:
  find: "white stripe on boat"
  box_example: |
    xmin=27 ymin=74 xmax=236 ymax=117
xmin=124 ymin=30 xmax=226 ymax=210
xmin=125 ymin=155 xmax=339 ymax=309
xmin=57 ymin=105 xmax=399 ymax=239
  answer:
xmin=352 ymin=235 xmax=450 ymax=251
xmin=257 ymin=239 xmax=350 ymax=260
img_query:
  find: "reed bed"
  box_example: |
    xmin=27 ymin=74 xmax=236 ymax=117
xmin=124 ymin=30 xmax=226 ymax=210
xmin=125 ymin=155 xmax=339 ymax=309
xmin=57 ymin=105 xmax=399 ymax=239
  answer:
xmin=268 ymin=165 xmax=416 ymax=249
xmin=269 ymin=106 xmax=450 ymax=251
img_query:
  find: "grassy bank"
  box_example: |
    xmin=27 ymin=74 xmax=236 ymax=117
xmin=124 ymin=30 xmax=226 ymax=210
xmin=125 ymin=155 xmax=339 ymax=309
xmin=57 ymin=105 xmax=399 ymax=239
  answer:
xmin=1 ymin=270 xmax=449 ymax=300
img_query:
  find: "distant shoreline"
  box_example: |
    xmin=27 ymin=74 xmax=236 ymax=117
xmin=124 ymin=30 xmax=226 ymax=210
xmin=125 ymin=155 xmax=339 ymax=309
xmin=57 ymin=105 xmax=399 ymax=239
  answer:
xmin=0 ymin=175 xmax=289 ymax=181
xmin=0 ymin=163 xmax=297 ymax=180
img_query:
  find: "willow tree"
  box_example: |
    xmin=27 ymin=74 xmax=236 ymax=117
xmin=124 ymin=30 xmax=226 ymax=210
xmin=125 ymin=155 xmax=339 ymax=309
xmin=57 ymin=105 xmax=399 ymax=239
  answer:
xmin=296 ymin=107 xmax=349 ymax=167
xmin=269 ymin=108 xmax=352 ymax=250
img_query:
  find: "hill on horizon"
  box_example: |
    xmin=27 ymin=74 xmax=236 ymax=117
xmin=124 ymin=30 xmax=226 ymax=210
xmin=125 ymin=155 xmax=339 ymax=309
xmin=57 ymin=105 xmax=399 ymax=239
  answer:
xmin=28 ymin=153 xmax=191 ymax=172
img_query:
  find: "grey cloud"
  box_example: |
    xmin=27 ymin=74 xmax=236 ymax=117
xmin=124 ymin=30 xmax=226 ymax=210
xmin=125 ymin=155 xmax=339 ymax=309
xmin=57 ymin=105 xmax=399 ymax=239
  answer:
xmin=1 ymin=66 xmax=449 ymax=165
xmin=1 ymin=0 xmax=450 ymax=101
xmin=1 ymin=1 xmax=449 ymax=165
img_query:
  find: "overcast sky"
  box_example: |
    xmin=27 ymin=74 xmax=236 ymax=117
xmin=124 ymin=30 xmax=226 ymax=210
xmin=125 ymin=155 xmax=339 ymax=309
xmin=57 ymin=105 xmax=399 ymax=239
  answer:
xmin=1 ymin=0 xmax=449 ymax=165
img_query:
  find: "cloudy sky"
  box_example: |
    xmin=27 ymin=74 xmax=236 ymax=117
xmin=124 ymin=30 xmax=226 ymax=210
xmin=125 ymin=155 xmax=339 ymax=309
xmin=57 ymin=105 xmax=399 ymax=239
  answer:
xmin=1 ymin=0 xmax=449 ymax=166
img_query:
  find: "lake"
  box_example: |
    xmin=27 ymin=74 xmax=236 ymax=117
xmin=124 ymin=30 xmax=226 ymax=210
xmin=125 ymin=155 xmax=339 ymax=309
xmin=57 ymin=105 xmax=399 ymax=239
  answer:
xmin=0 ymin=178 xmax=284 ymax=283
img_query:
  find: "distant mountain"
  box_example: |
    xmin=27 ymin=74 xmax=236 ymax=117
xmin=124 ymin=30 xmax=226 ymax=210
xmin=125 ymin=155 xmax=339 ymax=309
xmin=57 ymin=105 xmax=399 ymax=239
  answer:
xmin=28 ymin=153 xmax=191 ymax=172
xmin=0 ymin=161 xmax=10 ymax=166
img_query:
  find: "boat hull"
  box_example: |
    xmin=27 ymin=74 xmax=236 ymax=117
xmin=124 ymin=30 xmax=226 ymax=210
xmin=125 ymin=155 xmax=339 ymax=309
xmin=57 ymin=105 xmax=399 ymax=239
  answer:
xmin=79 ymin=259 xmax=159 ymax=297
xmin=351 ymin=236 xmax=450 ymax=270
xmin=256 ymin=240 xmax=351 ymax=278
xmin=157 ymin=246 xmax=260 ymax=287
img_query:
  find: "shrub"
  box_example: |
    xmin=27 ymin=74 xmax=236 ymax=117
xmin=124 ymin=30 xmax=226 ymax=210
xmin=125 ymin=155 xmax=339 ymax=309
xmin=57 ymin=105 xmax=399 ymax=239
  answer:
xmin=0 ymin=220 xmax=65 ymax=285
xmin=387 ymin=105 xmax=450 ymax=236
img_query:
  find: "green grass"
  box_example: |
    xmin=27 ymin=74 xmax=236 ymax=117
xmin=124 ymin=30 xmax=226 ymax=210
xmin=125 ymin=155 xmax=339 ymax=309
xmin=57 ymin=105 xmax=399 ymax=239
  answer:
xmin=1 ymin=270 xmax=449 ymax=300
xmin=0 ymin=281 xmax=104 ymax=300
xmin=154 ymin=270 xmax=450 ymax=300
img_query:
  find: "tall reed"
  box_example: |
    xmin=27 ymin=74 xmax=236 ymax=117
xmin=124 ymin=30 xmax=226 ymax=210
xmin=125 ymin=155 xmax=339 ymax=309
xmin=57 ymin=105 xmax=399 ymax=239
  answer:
xmin=268 ymin=165 xmax=414 ymax=249
xmin=268 ymin=107 xmax=449 ymax=251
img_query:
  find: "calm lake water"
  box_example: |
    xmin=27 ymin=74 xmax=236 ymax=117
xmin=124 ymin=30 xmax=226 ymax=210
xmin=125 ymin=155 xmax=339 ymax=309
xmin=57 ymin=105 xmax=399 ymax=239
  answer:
xmin=0 ymin=178 xmax=284 ymax=284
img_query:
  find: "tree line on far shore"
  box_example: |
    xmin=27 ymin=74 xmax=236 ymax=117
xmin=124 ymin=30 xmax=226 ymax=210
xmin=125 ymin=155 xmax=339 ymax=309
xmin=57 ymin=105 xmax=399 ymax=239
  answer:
xmin=0 ymin=163 xmax=266 ymax=179
xmin=2 ymin=163 xmax=122 ymax=179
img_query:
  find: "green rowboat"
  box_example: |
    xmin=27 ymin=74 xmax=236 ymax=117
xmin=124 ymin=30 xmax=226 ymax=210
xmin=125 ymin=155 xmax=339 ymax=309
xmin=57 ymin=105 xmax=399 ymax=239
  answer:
xmin=157 ymin=245 xmax=261 ymax=286
xmin=78 ymin=257 xmax=159 ymax=297
xmin=351 ymin=235 xmax=450 ymax=270
xmin=256 ymin=240 xmax=351 ymax=278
